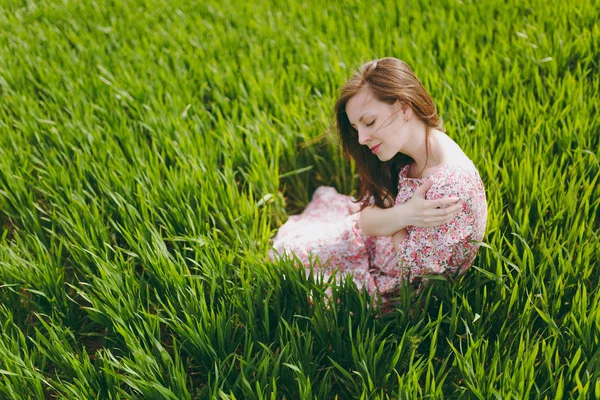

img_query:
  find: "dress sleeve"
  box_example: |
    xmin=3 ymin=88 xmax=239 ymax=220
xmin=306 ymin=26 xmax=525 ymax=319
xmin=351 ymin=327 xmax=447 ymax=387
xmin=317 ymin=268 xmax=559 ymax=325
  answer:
xmin=396 ymin=171 xmax=475 ymax=279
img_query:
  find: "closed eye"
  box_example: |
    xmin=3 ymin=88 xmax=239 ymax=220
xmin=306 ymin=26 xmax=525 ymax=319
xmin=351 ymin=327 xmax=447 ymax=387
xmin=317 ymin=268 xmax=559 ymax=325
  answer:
xmin=366 ymin=120 xmax=375 ymax=127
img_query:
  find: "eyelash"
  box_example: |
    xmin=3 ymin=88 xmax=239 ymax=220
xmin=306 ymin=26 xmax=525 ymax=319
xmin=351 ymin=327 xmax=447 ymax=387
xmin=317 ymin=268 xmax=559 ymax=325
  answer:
xmin=351 ymin=120 xmax=375 ymax=132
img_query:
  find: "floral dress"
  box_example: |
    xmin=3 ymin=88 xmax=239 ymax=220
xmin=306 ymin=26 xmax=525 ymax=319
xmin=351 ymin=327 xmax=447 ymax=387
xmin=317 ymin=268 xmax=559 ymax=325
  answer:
xmin=269 ymin=161 xmax=488 ymax=305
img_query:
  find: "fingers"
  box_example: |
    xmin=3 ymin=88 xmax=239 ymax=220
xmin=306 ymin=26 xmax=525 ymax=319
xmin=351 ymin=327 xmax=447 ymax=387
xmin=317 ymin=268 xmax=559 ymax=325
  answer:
xmin=434 ymin=197 xmax=461 ymax=209
xmin=408 ymin=192 xmax=465 ymax=228
xmin=441 ymin=203 xmax=463 ymax=218
xmin=423 ymin=203 xmax=463 ymax=227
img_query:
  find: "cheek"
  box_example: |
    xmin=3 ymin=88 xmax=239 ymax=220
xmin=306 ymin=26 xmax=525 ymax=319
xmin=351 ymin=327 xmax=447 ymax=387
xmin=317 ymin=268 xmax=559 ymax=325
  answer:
xmin=379 ymin=124 xmax=398 ymax=141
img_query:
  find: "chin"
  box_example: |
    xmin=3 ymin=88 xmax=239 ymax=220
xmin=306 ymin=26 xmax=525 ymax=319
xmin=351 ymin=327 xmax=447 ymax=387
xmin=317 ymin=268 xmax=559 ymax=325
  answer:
xmin=377 ymin=153 xmax=395 ymax=162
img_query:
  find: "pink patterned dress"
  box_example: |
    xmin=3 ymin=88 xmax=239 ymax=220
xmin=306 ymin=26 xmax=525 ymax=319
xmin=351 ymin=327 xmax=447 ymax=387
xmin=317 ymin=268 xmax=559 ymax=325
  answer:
xmin=269 ymin=161 xmax=488 ymax=306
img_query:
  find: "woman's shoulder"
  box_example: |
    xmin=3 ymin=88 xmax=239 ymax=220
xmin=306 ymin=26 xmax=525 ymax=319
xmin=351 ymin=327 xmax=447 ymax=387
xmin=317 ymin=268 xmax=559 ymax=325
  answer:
xmin=426 ymin=160 xmax=485 ymax=197
xmin=399 ymin=158 xmax=480 ymax=183
xmin=440 ymin=160 xmax=481 ymax=179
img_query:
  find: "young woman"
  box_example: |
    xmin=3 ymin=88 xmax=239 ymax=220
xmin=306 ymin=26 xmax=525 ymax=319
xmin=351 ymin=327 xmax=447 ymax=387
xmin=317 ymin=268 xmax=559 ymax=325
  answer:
xmin=269 ymin=57 xmax=488 ymax=308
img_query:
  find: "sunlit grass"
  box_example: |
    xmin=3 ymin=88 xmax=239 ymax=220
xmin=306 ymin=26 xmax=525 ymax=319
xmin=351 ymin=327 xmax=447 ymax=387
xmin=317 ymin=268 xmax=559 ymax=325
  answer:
xmin=0 ymin=0 xmax=598 ymax=398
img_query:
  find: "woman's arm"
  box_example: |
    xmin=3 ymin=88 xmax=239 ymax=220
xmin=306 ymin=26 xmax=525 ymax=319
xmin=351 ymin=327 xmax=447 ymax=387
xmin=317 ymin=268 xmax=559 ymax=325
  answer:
xmin=359 ymin=203 xmax=411 ymax=237
xmin=359 ymin=177 xmax=462 ymax=237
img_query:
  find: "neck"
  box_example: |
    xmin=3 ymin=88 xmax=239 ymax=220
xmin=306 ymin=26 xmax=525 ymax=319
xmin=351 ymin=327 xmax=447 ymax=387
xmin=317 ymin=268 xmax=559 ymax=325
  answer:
xmin=402 ymin=122 xmax=442 ymax=173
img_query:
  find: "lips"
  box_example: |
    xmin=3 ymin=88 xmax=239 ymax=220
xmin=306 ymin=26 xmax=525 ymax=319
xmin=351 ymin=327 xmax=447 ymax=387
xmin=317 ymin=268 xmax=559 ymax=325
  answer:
xmin=370 ymin=144 xmax=381 ymax=154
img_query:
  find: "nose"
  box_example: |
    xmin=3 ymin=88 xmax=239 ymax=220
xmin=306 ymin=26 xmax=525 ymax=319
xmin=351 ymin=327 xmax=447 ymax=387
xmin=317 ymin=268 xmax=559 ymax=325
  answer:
xmin=357 ymin=128 xmax=371 ymax=145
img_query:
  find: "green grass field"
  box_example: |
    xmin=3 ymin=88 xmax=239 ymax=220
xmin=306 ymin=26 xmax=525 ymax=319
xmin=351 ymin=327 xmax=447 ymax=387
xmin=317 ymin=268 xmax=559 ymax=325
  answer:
xmin=0 ymin=0 xmax=598 ymax=398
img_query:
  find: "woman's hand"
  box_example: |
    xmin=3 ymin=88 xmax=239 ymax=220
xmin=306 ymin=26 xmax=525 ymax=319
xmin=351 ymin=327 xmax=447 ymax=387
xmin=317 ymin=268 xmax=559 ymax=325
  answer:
xmin=359 ymin=177 xmax=464 ymax=237
xmin=402 ymin=177 xmax=463 ymax=228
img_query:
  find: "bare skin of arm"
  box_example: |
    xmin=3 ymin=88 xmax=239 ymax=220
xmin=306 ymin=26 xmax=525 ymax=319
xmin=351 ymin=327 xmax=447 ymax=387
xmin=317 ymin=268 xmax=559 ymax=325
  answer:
xmin=359 ymin=202 xmax=412 ymax=237
xmin=358 ymin=178 xmax=463 ymax=238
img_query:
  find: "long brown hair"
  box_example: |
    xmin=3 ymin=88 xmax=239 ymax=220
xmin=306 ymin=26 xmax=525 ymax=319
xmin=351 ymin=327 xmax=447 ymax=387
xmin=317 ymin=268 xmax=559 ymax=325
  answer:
xmin=334 ymin=57 xmax=444 ymax=210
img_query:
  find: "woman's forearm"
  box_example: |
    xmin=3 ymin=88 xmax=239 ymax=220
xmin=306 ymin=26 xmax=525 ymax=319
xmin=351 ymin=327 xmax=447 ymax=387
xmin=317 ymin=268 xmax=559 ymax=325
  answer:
xmin=359 ymin=204 xmax=411 ymax=237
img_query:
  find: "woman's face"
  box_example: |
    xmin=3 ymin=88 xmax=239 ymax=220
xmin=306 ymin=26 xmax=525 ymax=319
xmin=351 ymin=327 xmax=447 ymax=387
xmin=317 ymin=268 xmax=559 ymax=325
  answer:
xmin=346 ymin=86 xmax=410 ymax=162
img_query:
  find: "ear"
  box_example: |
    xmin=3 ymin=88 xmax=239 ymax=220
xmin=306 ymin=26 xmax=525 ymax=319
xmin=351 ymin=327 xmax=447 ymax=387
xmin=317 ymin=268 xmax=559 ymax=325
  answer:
xmin=396 ymin=100 xmax=410 ymax=116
